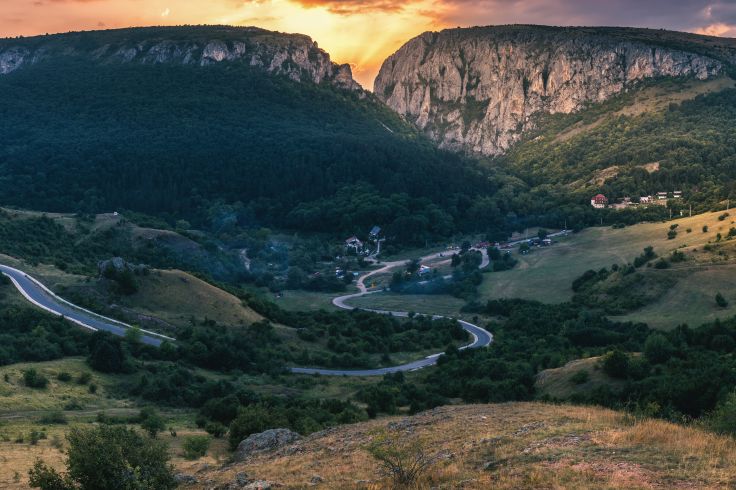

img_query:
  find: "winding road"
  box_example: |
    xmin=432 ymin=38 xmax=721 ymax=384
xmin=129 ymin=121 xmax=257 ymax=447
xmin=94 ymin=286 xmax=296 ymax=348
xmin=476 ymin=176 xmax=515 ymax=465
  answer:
xmin=2 ymin=243 xmax=511 ymax=375
xmin=0 ymin=264 xmax=173 ymax=347
xmin=290 ymin=248 xmax=494 ymax=376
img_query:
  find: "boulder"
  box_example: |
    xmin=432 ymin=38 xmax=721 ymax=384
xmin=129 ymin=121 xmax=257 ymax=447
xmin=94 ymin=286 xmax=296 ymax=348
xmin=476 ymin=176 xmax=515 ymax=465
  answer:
xmin=234 ymin=428 xmax=301 ymax=462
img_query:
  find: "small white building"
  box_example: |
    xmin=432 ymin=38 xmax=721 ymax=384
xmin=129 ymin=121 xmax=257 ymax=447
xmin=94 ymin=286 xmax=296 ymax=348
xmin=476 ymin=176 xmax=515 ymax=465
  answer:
xmin=345 ymin=236 xmax=363 ymax=253
xmin=590 ymin=194 xmax=608 ymax=209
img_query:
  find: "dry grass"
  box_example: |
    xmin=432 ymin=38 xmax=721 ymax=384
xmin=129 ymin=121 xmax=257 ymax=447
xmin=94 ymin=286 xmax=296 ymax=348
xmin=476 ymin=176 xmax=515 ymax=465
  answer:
xmin=535 ymin=356 xmax=624 ymax=399
xmin=115 ymin=269 xmax=262 ymax=327
xmin=187 ymin=402 xmax=736 ymax=489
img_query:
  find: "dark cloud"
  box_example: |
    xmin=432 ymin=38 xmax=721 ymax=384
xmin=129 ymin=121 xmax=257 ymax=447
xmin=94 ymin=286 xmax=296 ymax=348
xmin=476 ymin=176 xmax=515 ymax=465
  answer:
xmin=434 ymin=0 xmax=736 ymax=34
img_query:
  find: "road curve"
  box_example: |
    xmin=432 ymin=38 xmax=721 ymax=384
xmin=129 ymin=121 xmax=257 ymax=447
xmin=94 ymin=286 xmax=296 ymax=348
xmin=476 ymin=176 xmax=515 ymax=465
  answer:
xmin=290 ymin=248 xmax=494 ymax=376
xmin=0 ymin=264 xmax=173 ymax=347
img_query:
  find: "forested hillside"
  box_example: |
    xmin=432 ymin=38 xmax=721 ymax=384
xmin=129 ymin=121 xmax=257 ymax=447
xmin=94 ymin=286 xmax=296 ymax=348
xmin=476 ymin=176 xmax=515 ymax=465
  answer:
xmin=0 ymin=27 xmax=513 ymax=244
xmin=503 ymin=77 xmax=736 ymax=213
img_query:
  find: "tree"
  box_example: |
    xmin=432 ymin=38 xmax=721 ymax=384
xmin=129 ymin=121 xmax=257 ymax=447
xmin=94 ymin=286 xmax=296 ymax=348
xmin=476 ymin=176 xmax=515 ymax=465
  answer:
xmin=644 ymin=333 xmax=675 ymax=364
xmin=182 ymin=435 xmax=211 ymax=460
xmin=29 ymin=425 xmax=176 ymax=490
xmin=139 ymin=407 xmax=166 ymax=438
xmin=228 ymin=404 xmax=288 ymax=450
xmin=602 ymin=350 xmax=629 ymax=379
xmin=716 ymin=293 xmax=729 ymax=308
xmin=537 ymin=229 xmax=548 ymax=240
xmin=87 ymin=332 xmax=129 ymax=373
xmin=23 ymin=369 xmax=49 ymax=389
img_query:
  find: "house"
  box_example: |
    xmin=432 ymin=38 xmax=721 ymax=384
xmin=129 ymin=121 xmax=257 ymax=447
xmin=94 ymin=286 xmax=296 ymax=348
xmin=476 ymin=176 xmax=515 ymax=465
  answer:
xmin=657 ymin=192 xmax=668 ymax=200
xmin=640 ymin=195 xmax=653 ymax=204
xmin=344 ymin=236 xmax=363 ymax=253
xmin=590 ymin=194 xmax=608 ymax=209
xmin=418 ymin=265 xmax=432 ymax=276
xmin=369 ymin=226 xmax=382 ymax=240
xmin=673 ymin=191 xmax=683 ymax=199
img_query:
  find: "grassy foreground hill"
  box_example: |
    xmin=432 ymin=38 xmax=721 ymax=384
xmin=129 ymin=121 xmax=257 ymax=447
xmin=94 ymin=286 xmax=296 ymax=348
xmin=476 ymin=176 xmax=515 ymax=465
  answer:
xmin=184 ymin=402 xmax=736 ymax=489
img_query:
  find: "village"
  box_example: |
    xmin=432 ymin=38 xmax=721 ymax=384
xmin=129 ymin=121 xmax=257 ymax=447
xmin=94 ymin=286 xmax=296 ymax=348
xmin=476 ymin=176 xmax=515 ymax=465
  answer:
xmin=590 ymin=191 xmax=682 ymax=209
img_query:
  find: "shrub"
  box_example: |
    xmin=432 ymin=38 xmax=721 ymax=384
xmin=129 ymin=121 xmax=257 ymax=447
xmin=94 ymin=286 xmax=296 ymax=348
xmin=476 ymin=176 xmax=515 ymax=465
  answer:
xmin=667 ymin=229 xmax=677 ymax=240
xmin=716 ymin=293 xmax=729 ymax=308
xmin=708 ymin=392 xmax=736 ymax=435
xmin=28 ymin=425 xmax=176 ymax=490
xmin=139 ymin=408 xmax=166 ymax=438
xmin=703 ymin=225 xmax=709 ymax=233
xmin=23 ymin=369 xmax=48 ymax=389
xmin=644 ymin=334 xmax=675 ymax=364
xmin=366 ymin=428 xmax=438 ymax=487
xmin=602 ymin=350 xmax=629 ymax=379
xmin=205 ymin=422 xmax=226 ymax=438
xmin=56 ymin=372 xmax=72 ymax=382
xmin=228 ymin=405 xmax=288 ymax=451
xmin=719 ymin=212 xmax=729 ymax=221
xmin=654 ymin=258 xmax=670 ymax=269
xmin=76 ymin=372 xmax=92 ymax=385
xmin=182 ymin=435 xmax=211 ymax=460
xmin=40 ymin=411 xmax=68 ymax=425
xmin=570 ymin=370 xmax=590 ymax=385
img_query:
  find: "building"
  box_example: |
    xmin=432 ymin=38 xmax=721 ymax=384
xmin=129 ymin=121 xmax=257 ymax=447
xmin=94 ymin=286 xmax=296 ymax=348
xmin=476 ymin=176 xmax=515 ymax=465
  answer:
xmin=590 ymin=194 xmax=608 ymax=209
xmin=418 ymin=265 xmax=432 ymax=276
xmin=369 ymin=226 xmax=382 ymax=240
xmin=673 ymin=191 xmax=683 ymax=199
xmin=640 ymin=195 xmax=653 ymax=204
xmin=657 ymin=192 xmax=668 ymax=200
xmin=344 ymin=236 xmax=363 ymax=253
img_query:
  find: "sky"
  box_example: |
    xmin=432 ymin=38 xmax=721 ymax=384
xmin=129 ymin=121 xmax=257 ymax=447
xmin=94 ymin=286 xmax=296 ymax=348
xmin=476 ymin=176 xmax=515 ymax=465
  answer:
xmin=3 ymin=0 xmax=736 ymax=89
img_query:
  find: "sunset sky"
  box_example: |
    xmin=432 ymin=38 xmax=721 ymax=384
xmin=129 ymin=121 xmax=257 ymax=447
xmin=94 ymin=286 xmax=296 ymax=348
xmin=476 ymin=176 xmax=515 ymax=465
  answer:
xmin=3 ymin=0 xmax=736 ymax=88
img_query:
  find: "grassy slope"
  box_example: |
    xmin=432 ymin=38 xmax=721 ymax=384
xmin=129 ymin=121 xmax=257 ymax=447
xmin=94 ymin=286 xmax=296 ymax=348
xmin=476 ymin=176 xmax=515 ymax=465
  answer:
xmin=112 ymin=269 xmax=262 ymax=327
xmin=479 ymin=210 xmax=736 ymax=328
xmin=535 ymin=356 xmax=624 ymax=400
xmin=193 ymin=402 xmax=736 ymax=489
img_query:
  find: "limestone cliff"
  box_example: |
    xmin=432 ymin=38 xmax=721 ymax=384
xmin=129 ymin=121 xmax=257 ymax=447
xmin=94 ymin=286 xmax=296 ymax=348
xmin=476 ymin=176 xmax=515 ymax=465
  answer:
xmin=375 ymin=26 xmax=733 ymax=156
xmin=0 ymin=26 xmax=361 ymax=90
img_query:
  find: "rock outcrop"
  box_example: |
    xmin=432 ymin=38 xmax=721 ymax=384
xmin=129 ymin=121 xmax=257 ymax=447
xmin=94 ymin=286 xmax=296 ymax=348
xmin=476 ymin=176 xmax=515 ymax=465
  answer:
xmin=374 ymin=26 xmax=730 ymax=156
xmin=0 ymin=26 xmax=361 ymax=90
xmin=234 ymin=428 xmax=301 ymax=462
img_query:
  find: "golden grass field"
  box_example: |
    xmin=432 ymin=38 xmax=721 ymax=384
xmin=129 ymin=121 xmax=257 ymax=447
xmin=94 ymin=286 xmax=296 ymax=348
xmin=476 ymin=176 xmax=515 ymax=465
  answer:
xmin=191 ymin=402 xmax=736 ymax=489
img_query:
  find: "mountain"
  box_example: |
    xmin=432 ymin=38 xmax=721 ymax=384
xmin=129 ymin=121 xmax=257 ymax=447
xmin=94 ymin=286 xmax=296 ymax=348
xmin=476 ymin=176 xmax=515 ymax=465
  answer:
xmin=375 ymin=25 xmax=736 ymax=157
xmin=0 ymin=26 xmax=500 ymax=244
xmin=0 ymin=25 xmax=360 ymax=90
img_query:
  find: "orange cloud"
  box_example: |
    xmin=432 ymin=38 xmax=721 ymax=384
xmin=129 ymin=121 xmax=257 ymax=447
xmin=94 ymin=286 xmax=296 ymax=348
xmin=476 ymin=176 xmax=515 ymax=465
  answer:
xmin=290 ymin=0 xmax=416 ymax=14
xmin=695 ymin=22 xmax=736 ymax=37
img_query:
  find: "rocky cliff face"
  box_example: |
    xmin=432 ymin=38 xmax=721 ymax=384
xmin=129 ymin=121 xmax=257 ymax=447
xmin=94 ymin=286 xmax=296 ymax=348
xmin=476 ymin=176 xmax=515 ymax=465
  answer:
xmin=375 ymin=26 xmax=728 ymax=156
xmin=0 ymin=26 xmax=361 ymax=90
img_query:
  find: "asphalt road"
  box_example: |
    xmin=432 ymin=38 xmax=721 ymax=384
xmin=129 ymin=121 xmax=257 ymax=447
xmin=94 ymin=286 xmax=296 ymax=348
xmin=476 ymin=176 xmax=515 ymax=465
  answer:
xmin=290 ymin=248 xmax=494 ymax=376
xmin=0 ymin=264 xmax=172 ymax=347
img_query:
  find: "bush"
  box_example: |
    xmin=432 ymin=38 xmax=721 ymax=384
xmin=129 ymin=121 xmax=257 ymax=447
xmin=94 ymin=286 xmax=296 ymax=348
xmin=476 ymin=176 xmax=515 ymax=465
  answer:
xmin=28 ymin=425 xmax=176 ymax=489
xmin=602 ymin=350 xmax=629 ymax=379
xmin=366 ymin=428 xmax=438 ymax=487
xmin=667 ymin=229 xmax=677 ymax=240
xmin=40 ymin=411 xmax=68 ymax=425
xmin=228 ymin=405 xmax=288 ymax=451
xmin=703 ymin=225 xmax=709 ymax=233
xmin=708 ymin=392 xmax=736 ymax=435
xmin=56 ymin=372 xmax=72 ymax=382
xmin=76 ymin=372 xmax=92 ymax=385
xmin=182 ymin=435 xmax=211 ymax=460
xmin=139 ymin=408 xmax=166 ymax=438
xmin=716 ymin=293 xmax=729 ymax=308
xmin=653 ymin=258 xmax=670 ymax=269
xmin=644 ymin=334 xmax=675 ymax=364
xmin=23 ymin=369 xmax=48 ymax=389
xmin=570 ymin=370 xmax=590 ymax=385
